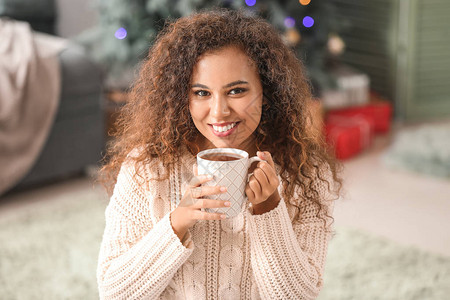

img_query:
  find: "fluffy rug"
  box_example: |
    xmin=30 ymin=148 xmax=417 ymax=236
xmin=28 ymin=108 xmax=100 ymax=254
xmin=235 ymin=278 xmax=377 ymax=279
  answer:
xmin=382 ymin=122 xmax=450 ymax=178
xmin=1 ymin=186 xmax=449 ymax=299
xmin=0 ymin=188 xmax=107 ymax=299
xmin=319 ymin=229 xmax=450 ymax=300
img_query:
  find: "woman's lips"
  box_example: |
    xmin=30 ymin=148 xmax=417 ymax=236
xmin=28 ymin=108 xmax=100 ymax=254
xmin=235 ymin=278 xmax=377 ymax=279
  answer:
xmin=209 ymin=122 xmax=240 ymax=137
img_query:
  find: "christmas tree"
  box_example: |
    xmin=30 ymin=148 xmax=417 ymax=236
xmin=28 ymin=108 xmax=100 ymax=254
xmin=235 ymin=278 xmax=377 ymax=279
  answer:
xmin=251 ymin=0 xmax=346 ymax=95
xmin=78 ymin=0 xmax=345 ymax=91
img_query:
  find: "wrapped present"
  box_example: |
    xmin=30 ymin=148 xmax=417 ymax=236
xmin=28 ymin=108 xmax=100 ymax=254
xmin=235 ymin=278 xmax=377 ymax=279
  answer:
xmin=326 ymin=100 xmax=392 ymax=134
xmin=325 ymin=115 xmax=374 ymax=160
xmin=368 ymin=93 xmax=394 ymax=133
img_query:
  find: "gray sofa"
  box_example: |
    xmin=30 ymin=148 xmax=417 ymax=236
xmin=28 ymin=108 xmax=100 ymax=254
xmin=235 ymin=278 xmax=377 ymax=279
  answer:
xmin=1 ymin=0 xmax=104 ymax=191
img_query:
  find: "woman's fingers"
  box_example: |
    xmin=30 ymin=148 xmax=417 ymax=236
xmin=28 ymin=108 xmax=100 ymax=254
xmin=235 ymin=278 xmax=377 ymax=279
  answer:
xmin=252 ymin=164 xmax=278 ymax=197
xmin=248 ymin=175 xmax=262 ymax=199
xmin=258 ymin=162 xmax=276 ymax=184
xmin=245 ymin=184 xmax=255 ymax=200
xmin=192 ymin=198 xmax=231 ymax=209
xmin=190 ymin=209 xmax=227 ymax=220
xmin=188 ymin=185 xmax=226 ymax=198
xmin=257 ymin=151 xmax=276 ymax=169
xmin=253 ymin=165 xmax=270 ymax=186
xmin=193 ymin=164 xmax=198 ymax=176
xmin=189 ymin=174 xmax=213 ymax=187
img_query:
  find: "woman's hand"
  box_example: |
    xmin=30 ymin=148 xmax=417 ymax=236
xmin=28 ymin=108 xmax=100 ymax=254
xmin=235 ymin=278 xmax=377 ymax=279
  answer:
xmin=245 ymin=151 xmax=281 ymax=214
xmin=170 ymin=164 xmax=230 ymax=241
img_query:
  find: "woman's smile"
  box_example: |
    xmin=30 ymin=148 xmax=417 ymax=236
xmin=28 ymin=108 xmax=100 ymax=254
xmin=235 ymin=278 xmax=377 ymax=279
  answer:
xmin=209 ymin=121 xmax=240 ymax=137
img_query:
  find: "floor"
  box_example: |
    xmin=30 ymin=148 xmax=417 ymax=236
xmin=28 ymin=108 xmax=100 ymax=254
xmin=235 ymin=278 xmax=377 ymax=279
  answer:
xmin=1 ymin=126 xmax=449 ymax=257
xmin=333 ymin=125 xmax=450 ymax=257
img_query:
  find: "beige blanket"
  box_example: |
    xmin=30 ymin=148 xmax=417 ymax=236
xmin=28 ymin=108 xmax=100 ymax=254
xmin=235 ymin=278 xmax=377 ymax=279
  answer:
xmin=0 ymin=19 xmax=67 ymax=195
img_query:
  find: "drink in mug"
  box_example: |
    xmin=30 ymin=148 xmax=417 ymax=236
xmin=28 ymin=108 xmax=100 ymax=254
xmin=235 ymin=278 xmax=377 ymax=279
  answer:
xmin=196 ymin=148 xmax=263 ymax=218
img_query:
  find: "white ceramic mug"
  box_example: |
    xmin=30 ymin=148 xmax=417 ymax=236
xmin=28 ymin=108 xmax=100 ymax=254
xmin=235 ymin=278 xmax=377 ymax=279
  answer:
xmin=197 ymin=148 xmax=263 ymax=218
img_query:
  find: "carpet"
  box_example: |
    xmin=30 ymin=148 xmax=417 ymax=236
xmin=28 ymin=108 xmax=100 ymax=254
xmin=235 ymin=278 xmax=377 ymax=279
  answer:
xmin=1 ymin=187 xmax=449 ymax=299
xmin=319 ymin=229 xmax=450 ymax=300
xmin=0 ymin=187 xmax=107 ymax=300
xmin=382 ymin=122 xmax=450 ymax=178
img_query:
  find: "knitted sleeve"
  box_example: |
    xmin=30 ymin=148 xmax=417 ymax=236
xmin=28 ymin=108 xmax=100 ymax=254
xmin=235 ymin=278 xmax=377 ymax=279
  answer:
xmin=247 ymin=176 xmax=335 ymax=299
xmin=97 ymin=160 xmax=194 ymax=299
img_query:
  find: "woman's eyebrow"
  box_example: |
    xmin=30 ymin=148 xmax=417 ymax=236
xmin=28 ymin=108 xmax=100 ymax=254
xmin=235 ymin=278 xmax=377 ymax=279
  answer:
xmin=223 ymin=80 xmax=248 ymax=89
xmin=191 ymin=83 xmax=209 ymax=89
xmin=191 ymin=80 xmax=249 ymax=90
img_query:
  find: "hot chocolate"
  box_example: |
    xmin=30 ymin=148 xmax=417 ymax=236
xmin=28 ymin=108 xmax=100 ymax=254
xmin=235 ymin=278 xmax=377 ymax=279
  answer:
xmin=200 ymin=152 xmax=243 ymax=162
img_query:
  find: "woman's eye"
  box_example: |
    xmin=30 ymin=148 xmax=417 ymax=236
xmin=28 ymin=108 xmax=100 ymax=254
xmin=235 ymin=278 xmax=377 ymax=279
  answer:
xmin=229 ymin=88 xmax=247 ymax=95
xmin=194 ymin=90 xmax=210 ymax=97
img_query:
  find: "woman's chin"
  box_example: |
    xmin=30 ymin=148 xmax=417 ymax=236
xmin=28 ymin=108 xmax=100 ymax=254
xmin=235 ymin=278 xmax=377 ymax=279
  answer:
xmin=208 ymin=134 xmax=255 ymax=151
xmin=211 ymin=141 xmax=237 ymax=149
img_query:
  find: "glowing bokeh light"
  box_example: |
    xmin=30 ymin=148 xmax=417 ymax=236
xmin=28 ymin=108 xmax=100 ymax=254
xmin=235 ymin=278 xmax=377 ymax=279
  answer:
xmin=245 ymin=0 xmax=256 ymax=7
xmin=303 ymin=16 xmax=314 ymax=28
xmin=284 ymin=17 xmax=296 ymax=28
xmin=115 ymin=27 xmax=127 ymax=40
xmin=300 ymin=0 xmax=311 ymax=5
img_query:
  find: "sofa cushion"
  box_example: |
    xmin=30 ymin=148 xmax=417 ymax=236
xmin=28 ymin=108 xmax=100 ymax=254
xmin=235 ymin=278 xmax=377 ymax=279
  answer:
xmin=57 ymin=45 xmax=103 ymax=120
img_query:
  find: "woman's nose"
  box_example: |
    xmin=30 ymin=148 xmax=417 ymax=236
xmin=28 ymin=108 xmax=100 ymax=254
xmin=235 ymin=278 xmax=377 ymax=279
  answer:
xmin=210 ymin=95 xmax=230 ymax=117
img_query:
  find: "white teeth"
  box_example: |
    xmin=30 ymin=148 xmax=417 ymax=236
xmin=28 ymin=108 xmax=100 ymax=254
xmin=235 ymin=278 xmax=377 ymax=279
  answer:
xmin=213 ymin=122 xmax=237 ymax=133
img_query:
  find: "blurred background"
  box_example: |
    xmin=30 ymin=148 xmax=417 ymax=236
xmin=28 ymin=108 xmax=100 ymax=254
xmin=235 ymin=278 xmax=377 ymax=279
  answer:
xmin=1 ymin=0 xmax=449 ymax=299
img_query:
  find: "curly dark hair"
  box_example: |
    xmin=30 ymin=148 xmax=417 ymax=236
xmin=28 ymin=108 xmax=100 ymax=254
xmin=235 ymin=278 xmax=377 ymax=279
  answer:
xmin=101 ymin=8 xmax=342 ymax=227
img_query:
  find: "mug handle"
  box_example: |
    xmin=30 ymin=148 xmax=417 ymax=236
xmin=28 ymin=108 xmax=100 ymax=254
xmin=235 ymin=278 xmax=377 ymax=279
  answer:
xmin=247 ymin=156 xmax=265 ymax=181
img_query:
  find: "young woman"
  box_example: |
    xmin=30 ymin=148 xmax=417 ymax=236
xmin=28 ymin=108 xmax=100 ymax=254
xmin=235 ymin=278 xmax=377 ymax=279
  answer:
xmin=97 ymin=9 xmax=341 ymax=299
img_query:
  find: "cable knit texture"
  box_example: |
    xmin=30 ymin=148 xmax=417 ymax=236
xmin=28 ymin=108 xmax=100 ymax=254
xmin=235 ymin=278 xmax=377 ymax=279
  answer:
xmin=97 ymin=148 xmax=334 ymax=299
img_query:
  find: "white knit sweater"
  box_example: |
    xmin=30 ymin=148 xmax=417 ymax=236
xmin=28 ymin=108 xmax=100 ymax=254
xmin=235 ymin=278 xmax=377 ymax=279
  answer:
xmin=97 ymin=149 xmax=333 ymax=299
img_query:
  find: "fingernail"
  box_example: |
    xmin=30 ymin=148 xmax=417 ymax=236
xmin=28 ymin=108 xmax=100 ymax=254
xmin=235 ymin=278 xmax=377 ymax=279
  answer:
xmin=221 ymin=214 xmax=227 ymax=219
xmin=220 ymin=187 xmax=227 ymax=192
xmin=224 ymin=201 xmax=231 ymax=206
xmin=207 ymin=174 xmax=213 ymax=179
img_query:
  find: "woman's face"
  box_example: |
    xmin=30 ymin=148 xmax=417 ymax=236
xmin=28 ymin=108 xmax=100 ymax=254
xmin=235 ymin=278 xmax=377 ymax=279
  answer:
xmin=189 ymin=46 xmax=263 ymax=153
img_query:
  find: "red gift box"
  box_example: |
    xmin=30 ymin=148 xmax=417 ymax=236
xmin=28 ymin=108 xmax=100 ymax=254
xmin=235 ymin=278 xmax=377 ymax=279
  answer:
xmin=325 ymin=115 xmax=374 ymax=160
xmin=366 ymin=101 xmax=393 ymax=133
xmin=326 ymin=101 xmax=392 ymax=134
